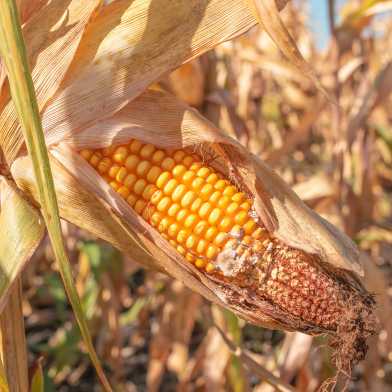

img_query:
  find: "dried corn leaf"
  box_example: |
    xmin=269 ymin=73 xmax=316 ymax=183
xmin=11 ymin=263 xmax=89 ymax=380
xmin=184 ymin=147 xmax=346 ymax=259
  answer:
xmin=41 ymin=0 xmax=259 ymax=149
xmin=0 ymin=179 xmax=45 ymax=313
xmin=347 ymin=61 xmax=392 ymax=146
xmin=0 ymin=0 xmax=101 ymax=164
xmin=246 ymin=0 xmax=333 ymax=102
xmin=16 ymin=0 xmax=48 ymax=25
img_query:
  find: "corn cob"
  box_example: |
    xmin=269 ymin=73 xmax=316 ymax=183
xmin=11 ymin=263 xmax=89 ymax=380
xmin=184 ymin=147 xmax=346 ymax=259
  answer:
xmin=79 ymin=140 xmax=370 ymax=332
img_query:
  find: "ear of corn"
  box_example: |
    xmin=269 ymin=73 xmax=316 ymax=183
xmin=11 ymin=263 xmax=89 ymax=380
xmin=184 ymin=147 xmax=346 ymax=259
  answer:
xmin=79 ymin=139 xmax=373 ymax=333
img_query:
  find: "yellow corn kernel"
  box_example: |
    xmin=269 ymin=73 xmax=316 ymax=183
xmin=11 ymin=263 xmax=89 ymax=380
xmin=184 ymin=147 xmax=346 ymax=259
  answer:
xmin=116 ymin=167 xmax=128 ymax=183
xmin=134 ymin=199 xmax=147 ymax=214
xmin=217 ymin=195 xmax=231 ymax=209
xmin=181 ymin=191 xmax=196 ymax=208
xmin=113 ymin=146 xmax=128 ymax=163
xmin=185 ymin=253 xmax=196 ymax=263
xmin=194 ymin=221 xmax=208 ymax=236
xmin=214 ymin=232 xmax=228 ymax=247
xmin=124 ymin=155 xmax=139 ymax=171
xmin=182 ymin=170 xmax=196 ymax=185
xmin=177 ymin=230 xmax=188 ymax=244
xmin=108 ymin=164 xmax=121 ymax=178
xmin=156 ymin=172 xmax=172 ymax=189
xmin=226 ymin=202 xmax=239 ymax=215
xmin=235 ymin=210 xmax=248 ymax=225
xmin=131 ymin=178 xmax=145 ymax=195
xmin=243 ymin=219 xmax=256 ymax=235
xmin=182 ymin=155 xmax=194 ymax=167
xmin=90 ymin=152 xmax=102 ymax=167
xmin=157 ymin=196 xmax=171 ymax=212
xmin=223 ymin=185 xmax=237 ymax=197
xmin=150 ymin=211 xmax=163 ymax=227
xmin=142 ymin=205 xmax=155 ymax=221
xmin=158 ymin=217 xmax=171 ymax=232
xmin=200 ymin=184 xmax=214 ymax=200
xmin=205 ymin=226 xmax=218 ymax=241
xmin=176 ymin=245 xmax=186 ymax=256
xmin=117 ymin=186 xmax=130 ymax=199
xmin=129 ymin=139 xmax=142 ymax=153
xmin=190 ymin=162 xmax=202 ymax=172
xmin=232 ymin=192 xmax=245 ymax=203
xmin=167 ymin=203 xmax=181 ymax=217
xmin=168 ymin=223 xmax=180 ymax=238
xmin=176 ymin=209 xmax=188 ymax=222
xmin=208 ymin=208 xmax=221 ymax=225
xmin=161 ymin=157 xmax=175 ymax=171
xmin=80 ymin=149 xmax=93 ymax=160
xmin=197 ymin=167 xmax=211 ymax=178
xmin=163 ymin=179 xmax=178 ymax=196
xmin=172 ymin=164 xmax=187 ymax=178
xmin=196 ymin=239 xmax=208 ymax=254
xmin=218 ymin=217 xmax=233 ymax=232
xmin=97 ymin=157 xmax=112 ymax=174
xmin=142 ymin=184 xmax=158 ymax=201
xmin=210 ymin=191 xmax=222 ymax=204
xmin=173 ymin=150 xmax=186 ymax=163
xmin=195 ymin=259 xmax=207 ymax=268
xmin=147 ymin=166 xmax=162 ymax=183
xmin=126 ymin=194 xmax=137 ymax=207
xmin=184 ymin=214 xmax=199 ymax=229
xmin=171 ymin=183 xmax=187 ymax=202
xmin=214 ymin=179 xmax=229 ymax=190
xmin=199 ymin=202 xmax=212 ymax=218
xmin=102 ymin=146 xmax=116 ymax=156
xmin=152 ymin=150 xmax=165 ymax=164
xmin=240 ymin=201 xmax=251 ymax=211
xmin=185 ymin=234 xmax=198 ymax=250
xmin=191 ymin=177 xmax=205 ymax=192
xmin=136 ymin=160 xmax=151 ymax=177
xmin=252 ymin=227 xmax=267 ymax=240
xmin=190 ymin=197 xmax=203 ymax=212
xmin=206 ymin=245 xmax=219 ymax=259
xmin=124 ymin=173 xmax=137 ymax=188
xmin=150 ymin=189 xmax=164 ymax=205
xmin=109 ymin=181 xmax=120 ymax=191
xmin=140 ymin=144 xmax=156 ymax=159
xmin=206 ymin=173 xmax=219 ymax=185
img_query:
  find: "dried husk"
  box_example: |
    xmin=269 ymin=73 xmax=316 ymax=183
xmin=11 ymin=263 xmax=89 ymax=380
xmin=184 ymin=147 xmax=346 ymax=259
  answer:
xmin=12 ymin=89 xmax=371 ymax=332
xmin=1 ymin=0 xmax=260 ymax=165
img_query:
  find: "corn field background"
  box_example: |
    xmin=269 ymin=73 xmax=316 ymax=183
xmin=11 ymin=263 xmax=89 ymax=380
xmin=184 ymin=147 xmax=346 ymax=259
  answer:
xmin=0 ymin=0 xmax=391 ymax=391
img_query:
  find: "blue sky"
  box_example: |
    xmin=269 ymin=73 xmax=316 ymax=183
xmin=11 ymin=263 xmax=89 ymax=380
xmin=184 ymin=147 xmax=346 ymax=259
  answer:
xmin=309 ymin=0 xmax=330 ymax=49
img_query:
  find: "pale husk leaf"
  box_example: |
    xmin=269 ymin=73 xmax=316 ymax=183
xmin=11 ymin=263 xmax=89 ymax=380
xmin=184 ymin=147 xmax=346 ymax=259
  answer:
xmin=41 ymin=0 xmax=260 ymax=148
xmin=0 ymin=178 xmax=45 ymax=313
xmin=0 ymin=0 xmax=101 ymax=164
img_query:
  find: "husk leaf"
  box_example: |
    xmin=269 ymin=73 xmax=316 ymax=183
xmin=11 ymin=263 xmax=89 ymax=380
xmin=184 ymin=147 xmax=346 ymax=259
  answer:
xmin=0 ymin=178 xmax=44 ymax=313
xmin=0 ymin=0 xmax=101 ymax=164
